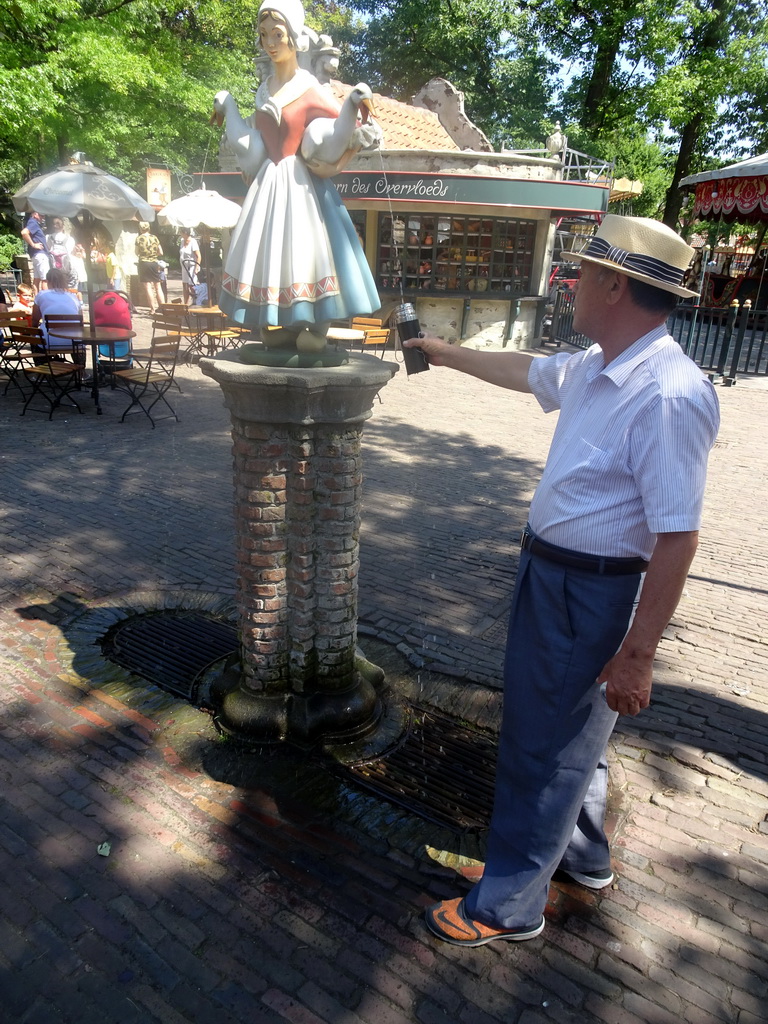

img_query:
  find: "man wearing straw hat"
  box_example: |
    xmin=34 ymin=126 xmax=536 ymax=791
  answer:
xmin=406 ymin=216 xmax=720 ymax=947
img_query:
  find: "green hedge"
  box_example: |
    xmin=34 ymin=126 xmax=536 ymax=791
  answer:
xmin=0 ymin=232 xmax=25 ymax=272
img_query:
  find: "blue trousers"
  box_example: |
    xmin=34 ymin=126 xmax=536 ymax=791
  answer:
xmin=464 ymin=550 xmax=643 ymax=930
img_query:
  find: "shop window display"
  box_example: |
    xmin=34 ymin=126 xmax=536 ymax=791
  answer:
xmin=377 ymin=213 xmax=536 ymax=297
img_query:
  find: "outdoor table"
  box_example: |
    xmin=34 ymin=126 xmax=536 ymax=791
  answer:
xmin=326 ymin=327 xmax=365 ymax=350
xmin=188 ymin=305 xmax=248 ymax=356
xmin=47 ymin=324 xmax=136 ymax=415
xmin=188 ymin=305 xmax=224 ymax=355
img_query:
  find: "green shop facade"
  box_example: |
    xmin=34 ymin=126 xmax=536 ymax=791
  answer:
xmin=197 ymin=147 xmax=609 ymax=349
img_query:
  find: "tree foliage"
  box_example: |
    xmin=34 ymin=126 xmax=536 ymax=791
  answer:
xmin=346 ymin=0 xmax=768 ymax=226
xmin=0 ymin=0 xmax=261 ymax=223
xmin=521 ymin=0 xmax=768 ymax=223
xmin=339 ymin=0 xmax=556 ymax=148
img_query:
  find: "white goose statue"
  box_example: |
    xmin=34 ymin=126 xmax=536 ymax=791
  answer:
xmin=301 ymin=83 xmax=378 ymax=176
xmin=211 ymin=91 xmax=266 ymax=184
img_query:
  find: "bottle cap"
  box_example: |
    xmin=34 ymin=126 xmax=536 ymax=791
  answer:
xmin=391 ymin=303 xmax=417 ymax=325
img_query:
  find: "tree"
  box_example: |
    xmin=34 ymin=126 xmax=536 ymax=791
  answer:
xmin=341 ymin=0 xmax=556 ymax=148
xmin=523 ymin=0 xmax=768 ymax=226
xmin=646 ymin=0 xmax=768 ymax=225
xmin=4 ymin=0 xmax=765 ymax=238
xmin=0 ymin=0 xmax=261 ymax=221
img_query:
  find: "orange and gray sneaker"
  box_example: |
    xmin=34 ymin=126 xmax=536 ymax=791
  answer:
xmin=424 ymin=898 xmax=545 ymax=947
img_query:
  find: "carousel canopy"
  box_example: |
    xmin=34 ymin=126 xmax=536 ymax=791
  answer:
xmin=679 ymin=152 xmax=768 ymax=224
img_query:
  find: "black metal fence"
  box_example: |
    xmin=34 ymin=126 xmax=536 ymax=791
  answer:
xmin=549 ymin=289 xmax=768 ymax=383
xmin=668 ymin=303 xmax=768 ymax=382
xmin=548 ymin=289 xmax=589 ymax=350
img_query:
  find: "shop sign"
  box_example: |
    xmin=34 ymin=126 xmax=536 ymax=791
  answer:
xmin=334 ymin=170 xmax=608 ymax=213
xmin=194 ymin=170 xmax=609 ymax=215
xmin=146 ymin=168 xmax=172 ymax=209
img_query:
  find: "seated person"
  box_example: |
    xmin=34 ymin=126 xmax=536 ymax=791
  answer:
xmin=9 ymin=283 xmax=35 ymax=320
xmin=31 ymin=267 xmax=83 ymax=347
xmin=0 ymin=284 xmax=7 ymax=311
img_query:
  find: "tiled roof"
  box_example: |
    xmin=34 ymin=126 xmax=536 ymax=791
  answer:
xmin=330 ymin=81 xmax=460 ymax=152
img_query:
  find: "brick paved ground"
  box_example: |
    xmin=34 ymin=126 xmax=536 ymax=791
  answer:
xmin=1 ymin=298 xmax=767 ymax=1023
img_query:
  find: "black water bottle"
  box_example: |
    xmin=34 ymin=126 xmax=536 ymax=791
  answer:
xmin=392 ymin=303 xmax=430 ymax=375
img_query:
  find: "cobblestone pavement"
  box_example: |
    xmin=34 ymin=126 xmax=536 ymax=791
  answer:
xmin=1 ymin=308 xmax=767 ymax=1024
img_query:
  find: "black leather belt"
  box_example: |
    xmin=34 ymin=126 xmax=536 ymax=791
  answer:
xmin=521 ymin=529 xmax=649 ymax=576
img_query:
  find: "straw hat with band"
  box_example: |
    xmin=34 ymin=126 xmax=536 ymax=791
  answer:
xmin=571 ymin=215 xmax=698 ymax=299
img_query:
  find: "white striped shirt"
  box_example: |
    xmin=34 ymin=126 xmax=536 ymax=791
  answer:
xmin=527 ymin=326 xmax=720 ymax=559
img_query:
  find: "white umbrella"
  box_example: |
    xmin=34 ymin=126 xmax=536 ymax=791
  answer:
xmin=157 ymin=188 xmax=242 ymax=303
xmin=13 ymin=160 xmax=155 ymax=222
xmin=156 ymin=188 xmax=241 ymax=230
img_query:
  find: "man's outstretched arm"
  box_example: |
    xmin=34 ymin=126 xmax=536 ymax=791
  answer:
xmin=406 ymin=334 xmax=534 ymax=393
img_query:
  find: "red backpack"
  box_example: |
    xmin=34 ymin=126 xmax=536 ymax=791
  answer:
xmin=92 ymin=290 xmax=132 ymax=330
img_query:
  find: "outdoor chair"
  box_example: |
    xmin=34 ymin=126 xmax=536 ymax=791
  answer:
xmin=17 ymin=324 xmax=86 ymax=419
xmin=0 ymin=309 xmax=29 ymax=334
xmin=43 ymin=312 xmax=84 ymax=343
xmin=42 ymin=312 xmax=87 ymax=370
xmin=0 ymin=315 xmax=35 ymax=399
xmin=351 ymin=316 xmax=391 ymax=357
xmin=154 ymin=306 xmax=199 ymax=366
xmin=199 ymin=309 xmax=249 ymax=356
xmin=109 ymin=332 xmax=181 ymax=427
xmin=147 ymin=312 xmax=191 ymax=389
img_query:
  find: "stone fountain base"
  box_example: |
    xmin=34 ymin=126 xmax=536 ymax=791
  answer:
xmin=199 ymin=351 xmax=400 ymax=753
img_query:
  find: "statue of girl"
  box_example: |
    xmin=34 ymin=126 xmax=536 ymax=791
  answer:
xmin=212 ymin=0 xmax=381 ymax=354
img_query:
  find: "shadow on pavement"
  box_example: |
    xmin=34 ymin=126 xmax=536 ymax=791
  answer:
xmin=4 ymin=591 xmax=768 ymax=1021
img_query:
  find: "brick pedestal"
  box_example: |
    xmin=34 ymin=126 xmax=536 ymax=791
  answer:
xmin=200 ymin=352 xmax=398 ymax=748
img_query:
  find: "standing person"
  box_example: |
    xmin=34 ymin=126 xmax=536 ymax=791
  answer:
xmin=157 ymin=260 xmax=169 ymax=303
xmin=179 ymin=229 xmax=201 ymax=304
xmin=408 ymin=216 xmax=720 ymax=947
xmin=46 ymin=217 xmax=76 ymax=287
xmin=20 ymin=211 xmax=50 ymax=293
xmin=135 ymin=221 xmax=164 ymax=313
xmin=70 ymin=243 xmax=88 ymax=299
xmin=89 ymin=239 xmax=109 ymax=291
xmin=105 ymin=242 xmax=123 ymax=292
xmin=115 ymin=228 xmax=137 ymax=303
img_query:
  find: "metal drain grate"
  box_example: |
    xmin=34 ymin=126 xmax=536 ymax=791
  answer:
xmin=481 ymin=615 xmax=509 ymax=644
xmin=102 ymin=614 xmax=497 ymax=831
xmin=344 ymin=706 xmax=497 ymax=832
xmin=102 ymin=611 xmax=239 ymax=699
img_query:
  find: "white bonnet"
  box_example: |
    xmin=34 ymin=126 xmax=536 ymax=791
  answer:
xmin=258 ymin=0 xmax=307 ymax=49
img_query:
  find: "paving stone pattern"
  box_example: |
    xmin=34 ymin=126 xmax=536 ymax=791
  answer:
xmin=1 ymin=309 xmax=767 ymax=1023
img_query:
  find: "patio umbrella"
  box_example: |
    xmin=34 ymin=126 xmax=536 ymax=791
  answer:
xmin=156 ymin=188 xmax=241 ymax=231
xmin=13 ymin=160 xmax=155 ymax=223
xmin=12 ymin=158 xmax=155 ymax=308
xmin=157 ymin=187 xmax=242 ymax=303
